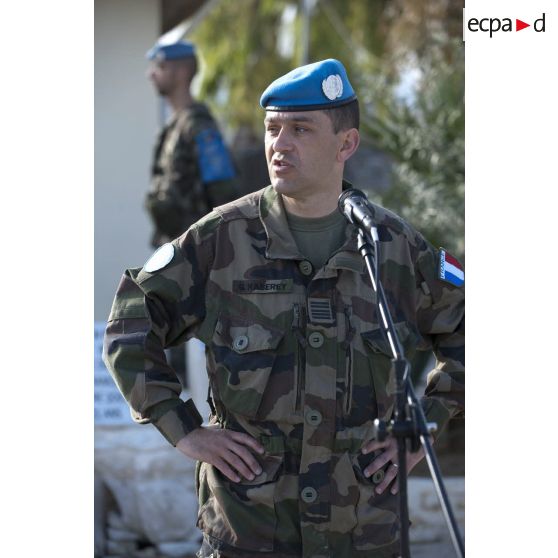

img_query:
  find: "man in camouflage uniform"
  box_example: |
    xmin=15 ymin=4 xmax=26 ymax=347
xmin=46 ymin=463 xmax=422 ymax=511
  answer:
xmin=104 ymin=59 xmax=464 ymax=558
xmin=145 ymin=40 xmax=238 ymax=386
xmin=145 ymin=40 xmax=238 ymax=249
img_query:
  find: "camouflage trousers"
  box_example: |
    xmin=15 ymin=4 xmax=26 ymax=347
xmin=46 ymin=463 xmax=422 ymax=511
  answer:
xmin=196 ymin=536 xmax=284 ymax=558
xmin=196 ymin=534 xmax=401 ymax=558
xmin=196 ymin=536 xmax=311 ymax=558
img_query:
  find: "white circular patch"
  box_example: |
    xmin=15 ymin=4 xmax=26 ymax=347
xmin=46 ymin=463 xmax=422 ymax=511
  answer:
xmin=322 ymin=74 xmax=343 ymax=100
xmin=143 ymin=243 xmax=175 ymax=273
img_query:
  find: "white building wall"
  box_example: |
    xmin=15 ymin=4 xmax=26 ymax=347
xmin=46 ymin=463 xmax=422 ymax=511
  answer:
xmin=95 ymin=0 xmax=160 ymax=321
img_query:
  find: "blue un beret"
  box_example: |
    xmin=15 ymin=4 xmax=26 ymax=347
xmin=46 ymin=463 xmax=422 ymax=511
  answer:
xmin=260 ymin=58 xmax=356 ymax=112
xmin=146 ymin=40 xmax=196 ymax=61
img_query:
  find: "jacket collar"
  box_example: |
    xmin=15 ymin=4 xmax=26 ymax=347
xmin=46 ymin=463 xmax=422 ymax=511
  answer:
xmin=259 ymin=181 xmax=363 ymax=272
xmin=259 ymin=185 xmax=302 ymax=260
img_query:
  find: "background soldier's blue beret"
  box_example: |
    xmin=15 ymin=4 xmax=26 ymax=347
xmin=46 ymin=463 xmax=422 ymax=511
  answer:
xmin=260 ymin=58 xmax=357 ymax=112
xmin=146 ymin=40 xmax=196 ymax=61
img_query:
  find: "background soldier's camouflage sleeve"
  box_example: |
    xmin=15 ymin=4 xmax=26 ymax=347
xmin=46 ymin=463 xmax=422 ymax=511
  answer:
xmin=414 ymin=238 xmax=465 ymax=435
xmin=146 ymin=103 xmax=238 ymax=248
xmin=190 ymin=109 xmax=238 ymax=209
xmin=102 ymin=217 xmax=218 ymax=445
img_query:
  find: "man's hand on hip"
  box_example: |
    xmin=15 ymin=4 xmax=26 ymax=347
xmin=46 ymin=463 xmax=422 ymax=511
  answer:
xmin=176 ymin=426 xmax=265 ymax=483
xmin=360 ymin=436 xmax=429 ymax=495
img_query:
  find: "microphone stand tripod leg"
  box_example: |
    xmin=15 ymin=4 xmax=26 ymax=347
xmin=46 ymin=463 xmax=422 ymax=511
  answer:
xmin=420 ymin=434 xmax=465 ymax=558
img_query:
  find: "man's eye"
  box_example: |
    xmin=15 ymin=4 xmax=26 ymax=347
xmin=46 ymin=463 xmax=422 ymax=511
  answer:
xmin=295 ymin=126 xmax=307 ymax=133
xmin=266 ymin=127 xmax=279 ymax=134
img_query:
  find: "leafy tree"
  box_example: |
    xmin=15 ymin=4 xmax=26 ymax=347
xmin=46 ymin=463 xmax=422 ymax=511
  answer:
xmin=190 ymin=0 xmax=395 ymax=128
xmin=191 ymin=0 xmax=293 ymax=129
xmin=361 ymin=37 xmax=465 ymax=259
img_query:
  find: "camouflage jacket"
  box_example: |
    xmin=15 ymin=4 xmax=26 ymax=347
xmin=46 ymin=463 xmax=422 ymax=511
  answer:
xmin=146 ymin=102 xmax=238 ymax=248
xmin=104 ymin=184 xmax=464 ymax=558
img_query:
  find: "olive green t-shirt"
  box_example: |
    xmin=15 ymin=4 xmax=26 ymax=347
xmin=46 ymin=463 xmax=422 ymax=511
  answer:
xmin=285 ymin=208 xmax=347 ymax=271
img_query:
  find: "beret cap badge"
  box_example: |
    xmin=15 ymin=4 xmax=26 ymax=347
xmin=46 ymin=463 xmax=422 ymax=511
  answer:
xmin=322 ymin=74 xmax=343 ymax=100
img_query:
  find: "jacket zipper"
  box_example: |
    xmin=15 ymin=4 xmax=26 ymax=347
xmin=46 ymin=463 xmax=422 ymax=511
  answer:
xmin=292 ymin=303 xmax=307 ymax=412
xmin=343 ymin=306 xmax=356 ymax=415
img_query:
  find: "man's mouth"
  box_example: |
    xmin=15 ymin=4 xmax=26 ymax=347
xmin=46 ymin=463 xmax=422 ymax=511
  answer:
xmin=273 ymin=158 xmax=293 ymax=169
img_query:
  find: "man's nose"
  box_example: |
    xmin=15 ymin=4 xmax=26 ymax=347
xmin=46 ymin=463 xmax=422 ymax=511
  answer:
xmin=272 ymin=129 xmax=293 ymax=152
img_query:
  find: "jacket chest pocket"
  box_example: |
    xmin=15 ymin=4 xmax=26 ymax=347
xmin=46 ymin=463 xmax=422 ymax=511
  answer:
xmin=211 ymin=314 xmax=285 ymax=419
xmin=360 ymin=322 xmax=417 ymax=421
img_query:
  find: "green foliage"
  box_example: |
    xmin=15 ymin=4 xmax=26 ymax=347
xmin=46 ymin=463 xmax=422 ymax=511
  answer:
xmin=361 ymin=38 xmax=464 ymax=259
xmin=190 ymin=0 xmax=389 ymax=129
xmin=191 ymin=0 xmax=293 ymax=129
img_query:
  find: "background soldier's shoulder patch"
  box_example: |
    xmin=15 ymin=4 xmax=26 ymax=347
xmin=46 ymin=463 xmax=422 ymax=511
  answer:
xmin=143 ymin=243 xmax=175 ymax=273
xmin=194 ymin=128 xmax=236 ymax=183
xmin=438 ymin=248 xmax=464 ymax=287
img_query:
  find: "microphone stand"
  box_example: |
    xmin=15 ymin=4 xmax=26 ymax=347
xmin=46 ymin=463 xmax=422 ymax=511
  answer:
xmin=357 ymin=230 xmax=465 ymax=558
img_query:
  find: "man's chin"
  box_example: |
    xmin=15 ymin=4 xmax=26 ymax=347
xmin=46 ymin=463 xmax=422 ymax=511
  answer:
xmin=271 ymin=178 xmax=298 ymax=195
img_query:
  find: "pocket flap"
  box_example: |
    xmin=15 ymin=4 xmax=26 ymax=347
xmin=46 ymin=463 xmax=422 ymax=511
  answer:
xmin=361 ymin=322 xmax=414 ymax=356
xmin=361 ymin=327 xmax=391 ymax=356
xmin=239 ymin=453 xmax=283 ymax=486
xmin=216 ymin=316 xmax=284 ymax=354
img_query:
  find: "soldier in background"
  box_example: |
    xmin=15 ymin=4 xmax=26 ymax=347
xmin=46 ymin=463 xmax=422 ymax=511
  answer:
xmin=105 ymin=59 xmax=464 ymax=557
xmin=144 ymin=39 xmax=238 ymax=388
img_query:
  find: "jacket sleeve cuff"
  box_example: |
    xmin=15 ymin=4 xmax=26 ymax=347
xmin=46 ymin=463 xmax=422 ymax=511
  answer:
xmin=152 ymin=398 xmax=203 ymax=446
xmin=421 ymin=397 xmax=453 ymax=440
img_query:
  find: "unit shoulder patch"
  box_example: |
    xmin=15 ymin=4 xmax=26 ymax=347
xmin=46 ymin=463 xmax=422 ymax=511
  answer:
xmin=143 ymin=243 xmax=175 ymax=273
xmin=194 ymin=128 xmax=235 ymax=183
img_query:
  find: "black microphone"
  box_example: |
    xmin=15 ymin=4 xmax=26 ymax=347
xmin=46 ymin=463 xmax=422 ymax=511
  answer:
xmin=337 ymin=188 xmax=379 ymax=241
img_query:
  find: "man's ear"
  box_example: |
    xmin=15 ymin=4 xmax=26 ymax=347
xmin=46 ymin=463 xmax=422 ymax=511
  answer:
xmin=337 ymin=129 xmax=360 ymax=163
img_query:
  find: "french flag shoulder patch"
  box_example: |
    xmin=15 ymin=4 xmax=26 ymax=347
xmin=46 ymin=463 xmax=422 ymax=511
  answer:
xmin=438 ymin=248 xmax=464 ymax=287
